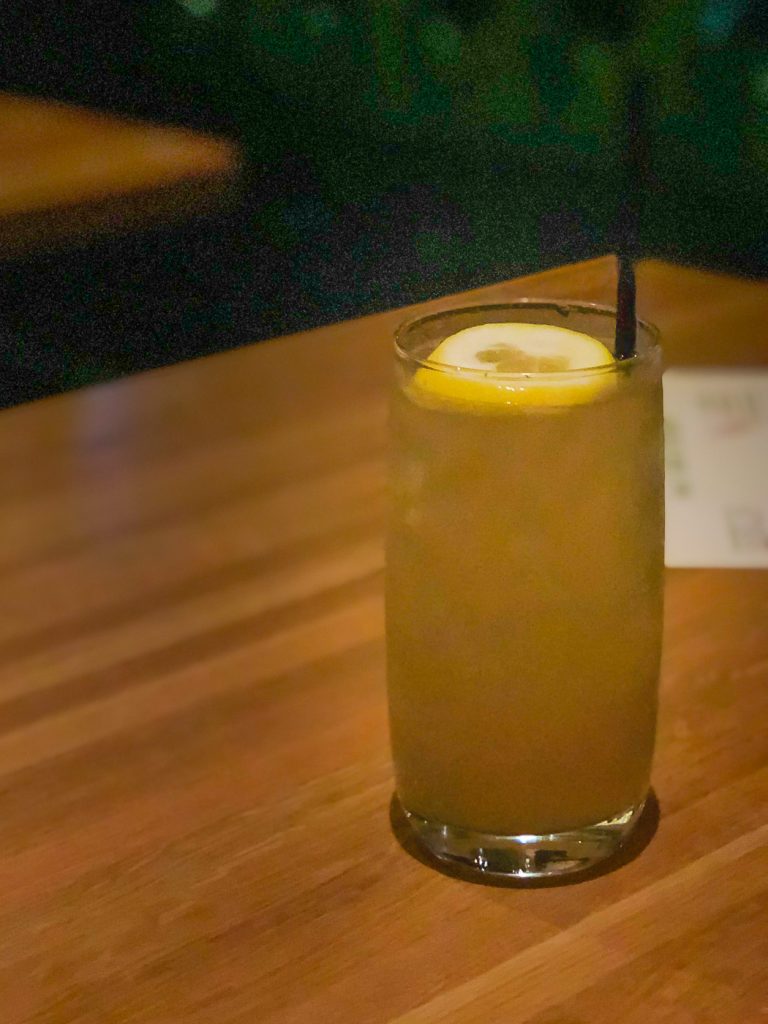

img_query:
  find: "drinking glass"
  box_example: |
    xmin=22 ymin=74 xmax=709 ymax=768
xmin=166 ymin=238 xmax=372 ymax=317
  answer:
xmin=386 ymin=301 xmax=664 ymax=878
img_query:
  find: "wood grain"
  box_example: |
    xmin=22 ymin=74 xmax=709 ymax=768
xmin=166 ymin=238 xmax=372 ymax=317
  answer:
xmin=0 ymin=257 xmax=766 ymax=1023
xmin=0 ymin=91 xmax=239 ymax=254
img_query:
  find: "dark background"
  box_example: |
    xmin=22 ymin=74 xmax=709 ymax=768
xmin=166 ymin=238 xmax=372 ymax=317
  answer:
xmin=1 ymin=0 xmax=767 ymax=406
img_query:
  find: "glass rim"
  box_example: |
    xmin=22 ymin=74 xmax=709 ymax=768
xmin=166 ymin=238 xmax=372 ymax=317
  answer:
xmin=394 ymin=299 xmax=661 ymax=380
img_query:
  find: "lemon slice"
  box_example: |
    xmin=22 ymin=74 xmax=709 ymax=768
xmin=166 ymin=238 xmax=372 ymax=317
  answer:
xmin=410 ymin=322 xmax=616 ymax=410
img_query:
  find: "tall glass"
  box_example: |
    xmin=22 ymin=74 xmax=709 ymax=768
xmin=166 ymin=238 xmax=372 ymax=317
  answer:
xmin=386 ymin=301 xmax=664 ymax=878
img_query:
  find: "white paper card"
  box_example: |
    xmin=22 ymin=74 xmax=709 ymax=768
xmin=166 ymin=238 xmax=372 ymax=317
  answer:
xmin=663 ymin=368 xmax=768 ymax=568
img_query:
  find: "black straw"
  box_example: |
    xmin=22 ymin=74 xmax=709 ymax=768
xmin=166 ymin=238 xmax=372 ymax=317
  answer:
xmin=615 ymin=254 xmax=636 ymax=360
xmin=615 ymin=71 xmax=645 ymax=361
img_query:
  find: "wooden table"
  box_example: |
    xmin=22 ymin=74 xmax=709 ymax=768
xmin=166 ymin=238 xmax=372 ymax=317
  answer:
xmin=0 ymin=92 xmax=239 ymax=256
xmin=0 ymin=257 xmax=766 ymax=1023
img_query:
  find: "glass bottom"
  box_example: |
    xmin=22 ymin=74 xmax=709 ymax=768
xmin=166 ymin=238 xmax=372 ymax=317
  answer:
xmin=401 ymin=797 xmax=647 ymax=880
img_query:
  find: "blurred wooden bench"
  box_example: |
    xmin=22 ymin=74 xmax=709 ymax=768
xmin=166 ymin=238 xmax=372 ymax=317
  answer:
xmin=0 ymin=92 xmax=240 ymax=257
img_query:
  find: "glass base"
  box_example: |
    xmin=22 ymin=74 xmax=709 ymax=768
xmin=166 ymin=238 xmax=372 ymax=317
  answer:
xmin=401 ymin=798 xmax=647 ymax=880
